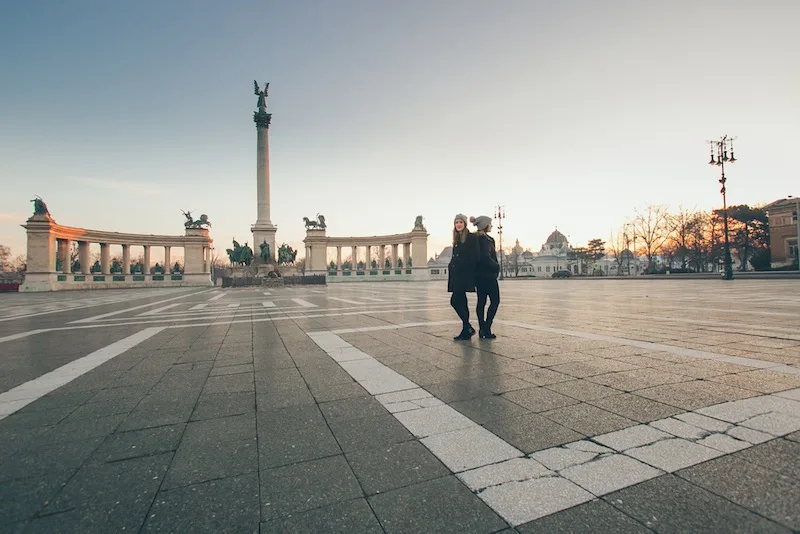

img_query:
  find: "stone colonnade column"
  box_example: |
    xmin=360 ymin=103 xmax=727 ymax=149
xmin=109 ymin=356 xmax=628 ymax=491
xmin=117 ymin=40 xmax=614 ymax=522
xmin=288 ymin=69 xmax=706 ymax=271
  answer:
xmin=365 ymin=245 xmax=371 ymax=270
xmin=122 ymin=244 xmax=131 ymax=275
xmin=378 ymin=245 xmax=385 ymax=271
xmin=336 ymin=247 xmax=342 ymax=271
xmin=164 ymin=246 xmax=171 ymax=274
xmin=57 ymin=239 xmax=71 ymax=273
xmin=79 ymin=242 xmax=91 ymax=275
xmin=403 ymin=243 xmax=411 ymax=268
xmin=143 ymin=245 xmax=151 ymax=275
xmin=392 ymin=244 xmax=399 ymax=268
xmin=351 ymin=246 xmax=357 ymax=271
xmin=100 ymin=243 xmax=110 ymax=275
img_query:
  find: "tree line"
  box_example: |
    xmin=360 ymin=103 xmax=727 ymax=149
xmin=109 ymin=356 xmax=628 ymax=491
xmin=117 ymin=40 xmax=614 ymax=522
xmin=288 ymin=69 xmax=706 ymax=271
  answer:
xmin=583 ymin=204 xmax=770 ymax=274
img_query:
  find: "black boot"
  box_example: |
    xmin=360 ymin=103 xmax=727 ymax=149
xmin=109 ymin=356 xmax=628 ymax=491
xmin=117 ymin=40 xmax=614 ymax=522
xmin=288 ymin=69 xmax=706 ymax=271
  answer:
xmin=483 ymin=324 xmax=497 ymax=339
xmin=454 ymin=324 xmax=475 ymax=341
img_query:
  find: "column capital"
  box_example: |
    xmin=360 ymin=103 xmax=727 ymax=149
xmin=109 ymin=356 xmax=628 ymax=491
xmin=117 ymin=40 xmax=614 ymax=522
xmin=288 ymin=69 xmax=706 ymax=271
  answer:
xmin=254 ymin=111 xmax=272 ymax=129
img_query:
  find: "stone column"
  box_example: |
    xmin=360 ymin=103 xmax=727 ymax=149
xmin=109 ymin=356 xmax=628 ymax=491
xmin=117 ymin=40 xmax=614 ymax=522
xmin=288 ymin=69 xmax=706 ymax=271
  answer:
xmin=403 ymin=243 xmax=411 ymax=269
xmin=164 ymin=246 xmax=171 ymax=274
xmin=392 ymin=244 xmax=399 ymax=268
xmin=19 ymin=216 xmax=57 ymax=291
xmin=379 ymin=245 xmax=386 ymax=271
xmin=79 ymin=241 xmax=91 ymax=275
xmin=58 ymin=239 xmax=71 ymax=273
xmin=410 ymin=229 xmax=428 ymax=279
xmin=336 ymin=246 xmax=342 ymax=271
xmin=100 ymin=243 xmax=110 ymax=275
xmin=251 ymin=101 xmax=277 ymax=262
xmin=351 ymin=246 xmax=357 ymax=271
xmin=122 ymin=244 xmax=131 ymax=275
xmin=365 ymin=245 xmax=371 ymax=270
xmin=143 ymin=245 xmax=151 ymax=275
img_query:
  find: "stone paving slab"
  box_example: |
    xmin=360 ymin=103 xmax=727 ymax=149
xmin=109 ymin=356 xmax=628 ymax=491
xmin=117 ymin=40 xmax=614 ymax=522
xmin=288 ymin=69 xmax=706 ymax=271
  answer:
xmin=2 ymin=281 xmax=800 ymax=531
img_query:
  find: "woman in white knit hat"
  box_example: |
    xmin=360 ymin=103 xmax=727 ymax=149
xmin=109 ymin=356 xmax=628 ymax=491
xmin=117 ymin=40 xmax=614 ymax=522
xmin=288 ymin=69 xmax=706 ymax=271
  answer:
xmin=471 ymin=215 xmax=500 ymax=338
xmin=448 ymin=213 xmax=478 ymax=340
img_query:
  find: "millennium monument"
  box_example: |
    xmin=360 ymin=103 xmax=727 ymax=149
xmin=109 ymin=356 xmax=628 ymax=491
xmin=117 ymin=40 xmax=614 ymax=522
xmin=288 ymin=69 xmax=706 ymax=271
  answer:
xmin=251 ymin=81 xmax=278 ymax=263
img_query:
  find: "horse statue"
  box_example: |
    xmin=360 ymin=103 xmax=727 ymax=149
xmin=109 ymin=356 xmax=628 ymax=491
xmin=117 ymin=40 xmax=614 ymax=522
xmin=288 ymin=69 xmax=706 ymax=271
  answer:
xmin=182 ymin=210 xmax=211 ymax=229
xmin=303 ymin=214 xmax=327 ymax=230
xmin=277 ymin=243 xmax=298 ymax=265
xmin=194 ymin=214 xmax=211 ymax=228
xmin=31 ymin=195 xmax=50 ymax=216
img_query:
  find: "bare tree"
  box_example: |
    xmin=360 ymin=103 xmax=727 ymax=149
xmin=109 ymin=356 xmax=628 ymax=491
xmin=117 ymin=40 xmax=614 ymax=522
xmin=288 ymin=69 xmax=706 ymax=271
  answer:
xmin=0 ymin=244 xmax=11 ymax=272
xmin=607 ymin=231 xmax=628 ymax=274
xmin=632 ymin=205 xmax=672 ymax=273
xmin=670 ymin=206 xmax=702 ymax=271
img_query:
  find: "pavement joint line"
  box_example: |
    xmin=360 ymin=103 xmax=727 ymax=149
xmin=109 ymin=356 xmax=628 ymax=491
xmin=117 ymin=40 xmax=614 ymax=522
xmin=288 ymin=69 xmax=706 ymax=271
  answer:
xmin=316 ymin=320 xmax=800 ymax=376
xmin=508 ymin=303 xmax=800 ymax=337
xmin=68 ymin=289 xmax=215 ymax=323
xmin=0 ymin=288 xmax=193 ymax=323
xmin=308 ymin=329 xmax=800 ymax=526
xmin=0 ymin=327 xmax=164 ymax=420
xmin=497 ymin=320 xmax=800 ymax=376
xmin=0 ymin=307 xmax=455 ymax=342
xmin=86 ymin=300 xmax=453 ymax=323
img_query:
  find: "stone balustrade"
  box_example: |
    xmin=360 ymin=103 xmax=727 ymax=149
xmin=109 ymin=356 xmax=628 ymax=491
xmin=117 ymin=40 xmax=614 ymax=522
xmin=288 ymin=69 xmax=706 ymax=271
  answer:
xmin=20 ymin=214 xmax=213 ymax=292
xmin=303 ymin=225 xmax=428 ymax=282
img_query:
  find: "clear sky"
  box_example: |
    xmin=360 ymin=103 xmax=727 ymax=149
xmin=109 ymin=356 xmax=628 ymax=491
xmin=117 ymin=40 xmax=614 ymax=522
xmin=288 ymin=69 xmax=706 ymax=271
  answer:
xmin=1 ymin=0 xmax=798 ymax=261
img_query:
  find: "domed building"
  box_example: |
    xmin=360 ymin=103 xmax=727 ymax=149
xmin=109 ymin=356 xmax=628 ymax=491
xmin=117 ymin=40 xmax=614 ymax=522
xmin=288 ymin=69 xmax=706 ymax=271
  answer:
xmin=540 ymin=229 xmax=570 ymax=253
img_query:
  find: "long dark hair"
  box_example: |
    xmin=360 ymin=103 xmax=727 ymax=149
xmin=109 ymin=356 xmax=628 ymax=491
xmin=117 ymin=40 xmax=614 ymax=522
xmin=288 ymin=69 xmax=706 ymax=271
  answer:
xmin=452 ymin=227 xmax=469 ymax=246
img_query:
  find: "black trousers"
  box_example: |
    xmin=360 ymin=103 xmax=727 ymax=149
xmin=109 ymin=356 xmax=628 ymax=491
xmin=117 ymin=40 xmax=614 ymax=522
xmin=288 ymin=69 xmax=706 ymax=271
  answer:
xmin=476 ymin=278 xmax=500 ymax=330
xmin=450 ymin=292 xmax=470 ymax=328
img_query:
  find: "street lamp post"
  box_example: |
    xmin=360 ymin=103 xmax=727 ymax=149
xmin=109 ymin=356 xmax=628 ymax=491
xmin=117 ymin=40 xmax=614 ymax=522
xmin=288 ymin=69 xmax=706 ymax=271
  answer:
xmin=708 ymin=135 xmax=736 ymax=280
xmin=494 ymin=206 xmax=504 ymax=280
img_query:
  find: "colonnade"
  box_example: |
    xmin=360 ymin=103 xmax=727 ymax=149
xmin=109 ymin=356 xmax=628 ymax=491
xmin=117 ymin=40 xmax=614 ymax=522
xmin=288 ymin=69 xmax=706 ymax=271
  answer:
xmin=20 ymin=214 xmax=213 ymax=291
xmin=303 ymin=225 xmax=429 ymax=281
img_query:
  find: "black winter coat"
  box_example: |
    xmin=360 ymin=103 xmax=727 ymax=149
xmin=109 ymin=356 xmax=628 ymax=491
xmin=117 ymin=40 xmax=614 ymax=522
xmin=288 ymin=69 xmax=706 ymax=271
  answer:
xmin=448 ymin=233 xmax=478 ymax=293
xmin=475 ymin=234 xmax=500 ymax=284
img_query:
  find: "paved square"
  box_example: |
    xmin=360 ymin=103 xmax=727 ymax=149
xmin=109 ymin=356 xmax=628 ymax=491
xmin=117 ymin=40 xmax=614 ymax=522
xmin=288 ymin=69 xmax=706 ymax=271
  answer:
xmin=1 ymin=279 xmax=799 ymax=531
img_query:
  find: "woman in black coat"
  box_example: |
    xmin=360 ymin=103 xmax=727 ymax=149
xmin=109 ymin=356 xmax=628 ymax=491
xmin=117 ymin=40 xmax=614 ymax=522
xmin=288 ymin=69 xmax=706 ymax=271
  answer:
xmin=471 ymin=215 xmax=500 ymax=339
xmin=448 ymin=213 xmax=478 ymax=340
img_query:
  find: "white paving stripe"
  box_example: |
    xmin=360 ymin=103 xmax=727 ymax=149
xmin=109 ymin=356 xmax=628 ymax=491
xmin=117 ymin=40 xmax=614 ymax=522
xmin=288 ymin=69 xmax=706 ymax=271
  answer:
xmin=190 ymin=303 xmax=208 ymax=310
xmin=0 ymin=327 xmax=164 ymax=420
xmin=208 ymin=292 xmax=226 ymax=301
xmin=262 ymin=301 xmax=276 ymax=308
xmin=308 ymin=328 xmax=800 ymax=526
xmin=137 ymin=303 xmax=182 ymax=316
xmin=70 ymin=289 xmax=213 ymax=323
xmin=328 ymin=297 xmax=365 ymax=305
xmin=291 ymin=299 xmax=317 ymax=308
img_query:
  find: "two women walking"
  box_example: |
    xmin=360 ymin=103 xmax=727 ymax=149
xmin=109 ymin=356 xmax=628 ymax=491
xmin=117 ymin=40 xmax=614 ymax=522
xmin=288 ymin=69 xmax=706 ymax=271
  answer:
xmin=448 ymin=213 xmax=501 ymax=340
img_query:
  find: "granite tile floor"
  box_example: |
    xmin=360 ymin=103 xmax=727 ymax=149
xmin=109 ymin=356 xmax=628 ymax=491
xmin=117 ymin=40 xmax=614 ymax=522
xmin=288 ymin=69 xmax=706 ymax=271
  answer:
xmin=1 ymin=279 xmax=799 ymax=532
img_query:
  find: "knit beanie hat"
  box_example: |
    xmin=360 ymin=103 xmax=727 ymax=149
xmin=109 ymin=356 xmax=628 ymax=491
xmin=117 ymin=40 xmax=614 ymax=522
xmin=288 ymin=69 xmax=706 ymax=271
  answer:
xmin=454 ymin=213 xmax=468 ymax=225
xmin=470 ymin=215 xmax=492 ymax=231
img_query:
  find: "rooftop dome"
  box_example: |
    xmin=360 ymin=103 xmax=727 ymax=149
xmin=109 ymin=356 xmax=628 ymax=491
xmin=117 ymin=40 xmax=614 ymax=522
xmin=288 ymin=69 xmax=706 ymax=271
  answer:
xmin=546 ymin=229 xmax=568 ymax=244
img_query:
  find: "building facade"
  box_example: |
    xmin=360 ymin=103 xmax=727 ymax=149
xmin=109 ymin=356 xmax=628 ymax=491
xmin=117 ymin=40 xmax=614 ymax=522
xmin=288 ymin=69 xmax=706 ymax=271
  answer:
xmin=764 ymin=196 xmax=800 ymax=268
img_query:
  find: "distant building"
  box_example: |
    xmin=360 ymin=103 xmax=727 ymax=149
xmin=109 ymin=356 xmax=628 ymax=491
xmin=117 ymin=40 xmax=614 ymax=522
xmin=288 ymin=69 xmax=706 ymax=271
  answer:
xmin=428 ymin=228 xmax=639 ymax=278
xmin=764 ymin=197 xmax=799 ymax=268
